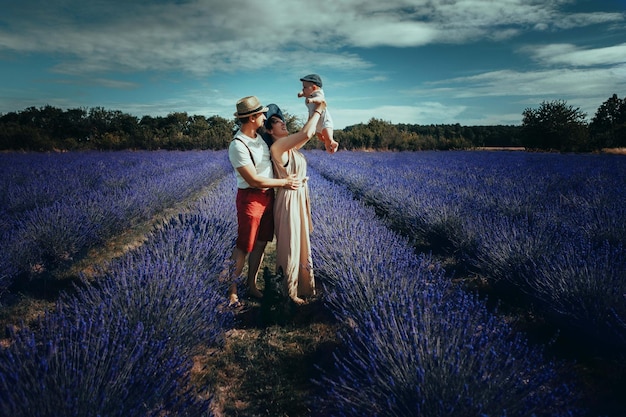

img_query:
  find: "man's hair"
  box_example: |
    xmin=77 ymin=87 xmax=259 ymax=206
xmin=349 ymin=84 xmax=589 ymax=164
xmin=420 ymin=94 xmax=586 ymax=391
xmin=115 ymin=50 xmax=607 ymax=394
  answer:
xmin=237 ymin=114 xmax=254 ymax=123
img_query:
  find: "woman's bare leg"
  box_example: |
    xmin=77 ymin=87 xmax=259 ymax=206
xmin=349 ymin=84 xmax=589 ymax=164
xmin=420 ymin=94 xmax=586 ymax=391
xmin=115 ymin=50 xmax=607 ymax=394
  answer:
xmin=246 ymin=240 xmax=267 ymax=298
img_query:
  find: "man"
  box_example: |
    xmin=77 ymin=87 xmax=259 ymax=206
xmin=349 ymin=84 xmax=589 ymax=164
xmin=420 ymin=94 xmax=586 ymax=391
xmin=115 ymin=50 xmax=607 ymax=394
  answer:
xmin=227 ymin=96 xmax=300 ymax=306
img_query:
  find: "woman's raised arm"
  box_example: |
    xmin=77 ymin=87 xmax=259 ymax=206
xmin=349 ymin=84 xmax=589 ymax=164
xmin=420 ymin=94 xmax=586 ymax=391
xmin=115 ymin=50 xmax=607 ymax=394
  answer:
xmin=271 ymin=101 xmax=326 ymax=157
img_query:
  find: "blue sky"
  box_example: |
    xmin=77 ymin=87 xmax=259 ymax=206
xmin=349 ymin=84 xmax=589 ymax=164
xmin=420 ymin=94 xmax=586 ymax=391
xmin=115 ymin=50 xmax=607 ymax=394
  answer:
xmin=1 ymin=0 xmax=624 ymax=128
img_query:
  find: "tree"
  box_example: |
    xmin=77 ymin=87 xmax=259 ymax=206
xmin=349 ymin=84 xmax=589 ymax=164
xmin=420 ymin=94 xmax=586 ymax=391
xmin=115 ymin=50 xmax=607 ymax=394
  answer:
xmin=521 ymin=100 xmax=589 ymax=151
xmin=205 ymin=115 xmax=235 ymax=149
xmin=60 ymin=108 xmax=89 ymax=146
xmin=589 ymin=94 xmax=626 ymax=149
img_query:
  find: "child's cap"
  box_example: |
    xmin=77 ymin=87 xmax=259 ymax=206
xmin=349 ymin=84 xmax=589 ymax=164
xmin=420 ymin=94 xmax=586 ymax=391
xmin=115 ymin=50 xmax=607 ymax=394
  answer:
xmin=300 ymin=74 xmax=322 ymax=88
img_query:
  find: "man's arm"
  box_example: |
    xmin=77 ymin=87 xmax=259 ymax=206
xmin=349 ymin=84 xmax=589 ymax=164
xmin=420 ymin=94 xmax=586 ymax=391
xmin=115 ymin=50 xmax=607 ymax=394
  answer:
xmin=236 ymin=164 xmax=301 ymax=190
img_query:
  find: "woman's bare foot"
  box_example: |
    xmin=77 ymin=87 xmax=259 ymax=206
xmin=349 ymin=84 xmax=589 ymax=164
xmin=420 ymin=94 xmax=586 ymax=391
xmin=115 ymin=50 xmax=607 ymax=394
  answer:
xmin=248 ymin=287 xmax=263 ymax=299
xmin=291 ymin=296 xmax=306 ymax=305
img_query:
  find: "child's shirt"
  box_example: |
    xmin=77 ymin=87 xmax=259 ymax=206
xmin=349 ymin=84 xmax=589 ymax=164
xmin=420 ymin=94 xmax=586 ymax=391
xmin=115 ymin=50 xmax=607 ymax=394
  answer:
xmin=305 ymin=89 xmax=333 ymax=132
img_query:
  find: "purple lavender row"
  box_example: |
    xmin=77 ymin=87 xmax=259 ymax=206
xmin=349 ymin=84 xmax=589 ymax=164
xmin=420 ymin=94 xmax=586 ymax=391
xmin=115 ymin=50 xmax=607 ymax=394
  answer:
xmin=0 ymin=150 xmax=231 ymax=292
xmin=307 ymin=169 xmax=579 ymax=416
xmin=307 ymin=150 xmax=626 ymax=353
xmin=66 ymin=175 xmax=237 ymax=351
xmin=0 ymin=175 xmax=237 ymax=416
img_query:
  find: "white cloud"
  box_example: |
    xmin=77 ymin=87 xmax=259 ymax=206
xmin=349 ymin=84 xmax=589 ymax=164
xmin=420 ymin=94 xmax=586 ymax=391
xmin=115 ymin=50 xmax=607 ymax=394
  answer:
xmin=423 ymin=65 xmax=625 ymax=99
xmin=344 ymin=20 xmax=438 ymax=48
xmin=410 ymin=64 xmax=626 ymax=123
xmin=1 ymin=0 xmax=623 ymax=77
xmin=334 ymin=102 xmax=467 ymax=127
xmin=527 ymin=43 xmax=626 ymax=67
xmin=1 ymin=0 xmax=624 ymax=125
xmin=554 ymin=11 xmax=625 ymax=29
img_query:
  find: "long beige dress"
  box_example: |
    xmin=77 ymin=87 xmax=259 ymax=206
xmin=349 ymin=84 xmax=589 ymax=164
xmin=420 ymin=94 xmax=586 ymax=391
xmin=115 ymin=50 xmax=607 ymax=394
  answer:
xmin=273 ymin=149 xmax=315 ymax=300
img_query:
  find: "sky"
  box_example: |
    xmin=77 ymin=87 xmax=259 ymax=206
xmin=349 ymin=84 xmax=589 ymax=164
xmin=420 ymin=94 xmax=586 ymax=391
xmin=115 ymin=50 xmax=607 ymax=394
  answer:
xmin=1 ymin=0 xmax=625 ymax=129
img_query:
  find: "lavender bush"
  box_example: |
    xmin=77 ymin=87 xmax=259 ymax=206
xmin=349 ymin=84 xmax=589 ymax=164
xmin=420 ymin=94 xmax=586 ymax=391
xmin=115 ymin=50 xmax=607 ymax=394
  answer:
xmin=307 ymin=169 xmax=579 ymax=416
xmin=0 ymin=150 xmax=231 ymax=291
xmin=1 ymin=163 xmax=237 ymax=416
xmin=307 ymin=150 xmax=626 ymax=352
xmin=1 ymin=148 xmax=607 ymax=415
xmin=64 ymin=177 xmax=238 ymax=353
xmin=524 ymin=239 xmax=626 ymax=349
xmin=0 ymin=305 xmax=211 ymax=417
xmin=321 ymin=289 xmax=576 ymax=417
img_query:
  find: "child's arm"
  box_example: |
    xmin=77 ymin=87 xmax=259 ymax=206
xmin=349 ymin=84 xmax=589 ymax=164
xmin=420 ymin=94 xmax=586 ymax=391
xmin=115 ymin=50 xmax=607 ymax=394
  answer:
xmin=306 ymin=95 xmax=325 ymax=105
xmin=305 ymin=89 xmax=325 ymax=104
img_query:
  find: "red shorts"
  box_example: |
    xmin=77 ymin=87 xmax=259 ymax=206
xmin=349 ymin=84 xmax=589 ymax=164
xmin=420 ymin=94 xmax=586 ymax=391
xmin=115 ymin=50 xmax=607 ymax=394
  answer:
xmin=236 ymin=188 xmax=275 ymax=253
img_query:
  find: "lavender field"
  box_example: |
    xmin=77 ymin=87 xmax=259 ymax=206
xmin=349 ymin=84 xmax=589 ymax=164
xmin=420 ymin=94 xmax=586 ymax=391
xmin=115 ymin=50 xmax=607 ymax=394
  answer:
xmin=306 ymin=150 xmax=626 ymax=356
xmin=0 ymin=150 xmax=231 ymax=292
xmin=1 ymin=149 xmax=624 ymax=416
xmin=1 ymin=151 xmax=238 ymax=416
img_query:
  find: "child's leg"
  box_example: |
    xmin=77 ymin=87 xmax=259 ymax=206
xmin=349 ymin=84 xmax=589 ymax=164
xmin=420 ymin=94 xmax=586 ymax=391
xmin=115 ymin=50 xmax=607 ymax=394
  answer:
xmin=321 ymin=128 xmax=338 ymax=154
xmin=317 ymin=129 xmax=332 ymax=153
xmin=316 ymin=132 xmax=330 ymax=152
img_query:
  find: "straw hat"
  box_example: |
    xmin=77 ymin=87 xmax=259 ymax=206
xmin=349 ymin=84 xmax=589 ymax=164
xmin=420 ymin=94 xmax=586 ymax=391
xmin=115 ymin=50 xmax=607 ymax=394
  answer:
xmin=234 ymin=96 xmax=269 ymax=118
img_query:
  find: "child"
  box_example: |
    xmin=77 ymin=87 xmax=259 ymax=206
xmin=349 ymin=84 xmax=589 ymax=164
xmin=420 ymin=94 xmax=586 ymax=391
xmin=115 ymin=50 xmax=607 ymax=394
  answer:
xmin=298 ymin=74 xmax=338 ymax=154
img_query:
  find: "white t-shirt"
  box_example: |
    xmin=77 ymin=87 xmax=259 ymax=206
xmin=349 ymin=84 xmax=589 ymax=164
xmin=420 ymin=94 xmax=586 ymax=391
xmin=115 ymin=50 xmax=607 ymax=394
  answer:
xmin=228 ymin=130 xmax=273 ymax=189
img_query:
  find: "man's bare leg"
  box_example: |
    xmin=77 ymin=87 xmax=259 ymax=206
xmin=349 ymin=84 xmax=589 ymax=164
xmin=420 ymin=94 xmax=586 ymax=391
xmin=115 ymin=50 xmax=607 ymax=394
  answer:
xmin=227 ymin=246 xmax=247 ymax=305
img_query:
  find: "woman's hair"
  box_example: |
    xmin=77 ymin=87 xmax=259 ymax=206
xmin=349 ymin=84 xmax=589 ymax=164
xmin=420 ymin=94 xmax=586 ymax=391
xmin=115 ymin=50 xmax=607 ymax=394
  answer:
xmin=260 ymin=130 xmax=274 ymax=148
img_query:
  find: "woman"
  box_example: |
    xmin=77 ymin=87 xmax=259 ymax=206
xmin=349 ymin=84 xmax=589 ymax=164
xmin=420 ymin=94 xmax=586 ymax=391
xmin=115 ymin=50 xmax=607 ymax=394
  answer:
xmin=263 ymin=100 xmax=326 ymax=304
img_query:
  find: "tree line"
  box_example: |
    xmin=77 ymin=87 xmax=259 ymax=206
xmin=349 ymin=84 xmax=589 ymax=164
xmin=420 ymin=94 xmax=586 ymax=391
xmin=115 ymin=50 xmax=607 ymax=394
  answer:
xmin=522 ymin=94 xmax=626 ymax=152
xmin=1 ymin=94 xmax=624 ymax=152
xmin=0 ymin=106 xmax=235 ymax=151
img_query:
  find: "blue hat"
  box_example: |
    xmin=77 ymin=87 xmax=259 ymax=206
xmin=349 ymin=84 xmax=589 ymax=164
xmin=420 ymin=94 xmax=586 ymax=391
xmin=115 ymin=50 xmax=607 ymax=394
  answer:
xmin=264 ymin=103 xmax=285 ymax=129
xmin=300 ymin=74 xmax=322 ymax=88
